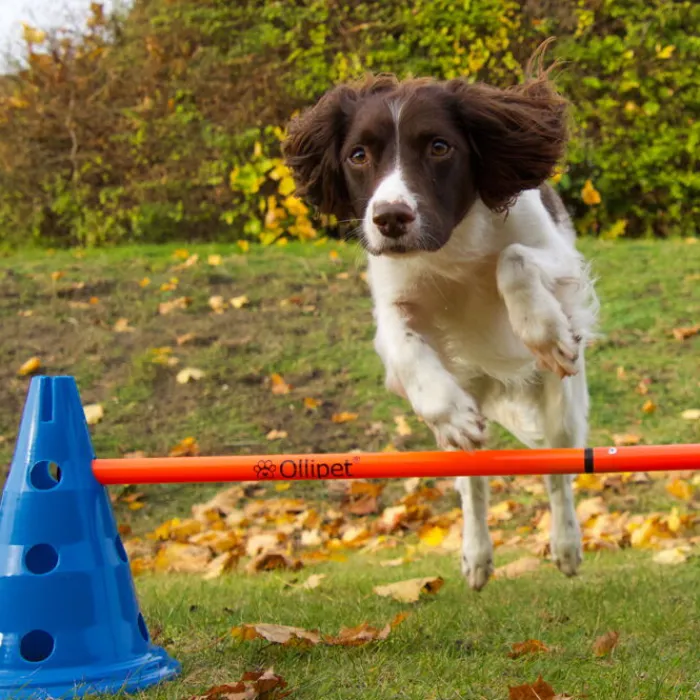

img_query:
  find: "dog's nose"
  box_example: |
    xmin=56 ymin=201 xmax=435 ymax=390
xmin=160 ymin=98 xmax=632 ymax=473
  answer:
xmin=372 ymin=202 xmax=416 ymax=238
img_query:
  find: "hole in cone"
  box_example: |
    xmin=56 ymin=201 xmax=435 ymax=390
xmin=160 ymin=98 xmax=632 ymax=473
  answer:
xmin=116 ymin=537 xmax=128 ymax=563
xmin=29 ymin=461 xmax=62 ymax=490
xmin=25 ymin=544 xmax=59 ymax=574
xmin=137 ymin=613 xmax=149 ymax=642
xmin=20 ymin=630 xmax=55 ymax=663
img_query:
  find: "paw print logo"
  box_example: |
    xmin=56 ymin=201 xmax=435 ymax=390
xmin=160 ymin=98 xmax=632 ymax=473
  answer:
xmin=254 ymin=460 xmax=276 ymax=479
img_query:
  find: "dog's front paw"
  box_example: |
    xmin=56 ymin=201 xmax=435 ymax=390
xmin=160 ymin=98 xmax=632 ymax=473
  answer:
xmin=521 ymin=313 xmax=581 ymax=379
xmin=417 ymin=385 xmax=486 ymax=451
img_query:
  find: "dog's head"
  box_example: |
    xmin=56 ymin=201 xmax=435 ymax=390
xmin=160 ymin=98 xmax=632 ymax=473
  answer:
xmin=283 ymin=63 xmax=568 ymax=256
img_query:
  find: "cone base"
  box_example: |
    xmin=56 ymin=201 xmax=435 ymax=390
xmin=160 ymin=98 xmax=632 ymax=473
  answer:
xmin=0 ymin=646 xmax=180 ymax=699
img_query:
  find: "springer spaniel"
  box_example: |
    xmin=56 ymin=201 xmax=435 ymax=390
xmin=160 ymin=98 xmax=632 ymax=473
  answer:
xmin=282 ymin=55 xmax=598 ymax=591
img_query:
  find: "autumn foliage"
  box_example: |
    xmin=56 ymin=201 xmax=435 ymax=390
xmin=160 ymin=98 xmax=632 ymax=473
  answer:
xmin=0 ymin=0 xmax=698 ymax=247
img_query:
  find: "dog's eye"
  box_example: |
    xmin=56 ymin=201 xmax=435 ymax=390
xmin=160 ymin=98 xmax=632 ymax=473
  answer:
xmin=430 ymin=138 xmax=451 ymax=157
xmin=349 ymin=146 xmax=368 ymax=165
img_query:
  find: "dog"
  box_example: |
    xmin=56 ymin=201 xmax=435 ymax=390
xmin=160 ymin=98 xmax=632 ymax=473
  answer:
xmin=282 ymin=53 xmax=598 ymax=591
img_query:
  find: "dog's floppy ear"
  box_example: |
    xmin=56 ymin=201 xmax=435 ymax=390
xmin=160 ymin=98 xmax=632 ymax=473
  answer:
xmin=446 ymin=51 xmax=568 ymax=213
xmin=282 ymin=85 xmax=358 ymax=220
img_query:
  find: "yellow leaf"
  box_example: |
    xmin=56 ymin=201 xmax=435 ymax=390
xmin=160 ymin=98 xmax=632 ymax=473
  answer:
xmin=418 ymin=525 xmax=448 ymax=548
xmin=278 ymin=176 xmax=296 ymax=196
xmin=642 ymin=400 xmax=657 ymax=414
xmin=113 ymin=318 xmax=135 ymax=333
xmin=139 ymin=277 xmax=151 ymax=288
xmin=275 ymin=483 xmax=291 ymax=491
xmin=207 ymin=254 xmax=222 ymax=266
xmin=230 ymin=295 xmax=249 ymax=309
xmin=681 ymin=409 xmax=700 ymax=420
xmin=656 ymin=44 xmax=675 ymax=59
xmin=208 ymin=295 xmax=227 ymax=314
xmin=266 ymin=429 xmax=288 ymax=441
xmin=18 ymin=357 xmax=41 ymax=376
xmin=50 ymin=271 xmax=64 ymax=282
xmin=329 ymin=250 xmax=340 ymax=261
xmin=332 ymin=412 xmax=358 ymax=424
xmin=176 ymin=367 xmax=205 ymax=384
xmin=394 ymin=415 xmax=412 ymax=437
xmin=22 ymin=23 xmax=46 ymax=44
xmin=612 ymin=433 xmax=641 ymax=446
xmin=172 ymin=248 xmax=190 ymax=260
xmin=158 ymin=296 xmax=191 ymax=315
xmin=203 ymin=551 xmax=238 ymax=580
xmin=303 ymin=397 xmax=321 ymax=410
xmin=237 ymin=240 xmax=250 ymax=253
xmin=270 ymin=373 xmax=292 ymax=395
xmin=169 ymin=436 xmax=199 ymax=457
xmin=83 ymin=403 xmax=104 ymax=425
xmin=494 ymin=556 xmax=540 ymax=580
xmin=653 ymin=547 xmax=690 ymax=565
xmin=253 ymin=141 xmax=263 ymax=158
xmin=666 ymin=478 xmax=693 ymax=501
xmin=581 ymin=179 xmax=601 ymax=206
xmin=373 ymin=576 xmax=444 ymax=603
xmin=601 ymin=219 xmax=628 ymax=240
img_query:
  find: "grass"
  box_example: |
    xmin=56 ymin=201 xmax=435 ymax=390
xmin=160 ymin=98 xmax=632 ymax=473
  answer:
xmin=0 ymin=238 xmax=699 ymax=698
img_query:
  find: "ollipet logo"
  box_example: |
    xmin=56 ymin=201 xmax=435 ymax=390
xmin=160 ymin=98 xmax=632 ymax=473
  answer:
xmin=253 ymin=458 xmax=356 ymax=479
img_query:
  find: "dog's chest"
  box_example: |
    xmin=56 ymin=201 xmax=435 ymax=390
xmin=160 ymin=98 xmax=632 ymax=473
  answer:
xmin=385 ymin=263 xmax=534 ymax=382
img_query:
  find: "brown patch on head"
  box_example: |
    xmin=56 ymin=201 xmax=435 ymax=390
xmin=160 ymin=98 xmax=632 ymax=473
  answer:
xmin=445 ymin=45 xmax=569 ymax=212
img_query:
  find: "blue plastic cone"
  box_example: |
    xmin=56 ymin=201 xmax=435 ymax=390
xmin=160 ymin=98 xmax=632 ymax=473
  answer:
xmin=0 ymin=376 xmax=180 ymax=699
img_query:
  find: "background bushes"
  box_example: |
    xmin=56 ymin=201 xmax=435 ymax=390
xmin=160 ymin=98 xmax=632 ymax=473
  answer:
xmin=0 ymin=0 xmax=697 ymax=247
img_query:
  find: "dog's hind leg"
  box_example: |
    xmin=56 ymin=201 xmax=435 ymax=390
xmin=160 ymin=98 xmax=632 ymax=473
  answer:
xmin=540 ymin=362 xmax=589 ymax=576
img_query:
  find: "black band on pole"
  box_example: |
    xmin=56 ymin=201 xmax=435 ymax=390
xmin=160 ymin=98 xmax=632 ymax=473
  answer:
xmin=584 ymin=447 xmax=594 ymax=474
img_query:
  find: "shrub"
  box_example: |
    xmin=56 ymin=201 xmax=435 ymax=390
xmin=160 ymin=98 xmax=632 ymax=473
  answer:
xmin=0 ymin=0 xmax=697 ymax=247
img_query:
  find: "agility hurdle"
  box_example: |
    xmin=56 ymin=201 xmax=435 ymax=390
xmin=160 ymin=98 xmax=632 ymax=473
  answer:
xmin=1 ymin=376 xmax=698 ymax=699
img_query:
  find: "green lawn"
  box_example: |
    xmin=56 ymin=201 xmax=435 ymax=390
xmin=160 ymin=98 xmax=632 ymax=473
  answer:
xmin=0 ymin=239 xmax=699 ymax=698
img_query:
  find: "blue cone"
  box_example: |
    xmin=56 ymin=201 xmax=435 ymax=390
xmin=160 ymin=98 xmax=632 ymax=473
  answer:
xmin=0 ymin=376 xmax=180 ymax=699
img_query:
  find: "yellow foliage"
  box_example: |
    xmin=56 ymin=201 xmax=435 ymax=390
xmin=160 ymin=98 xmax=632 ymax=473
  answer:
xmin=581 ymin=180 xmax=602 ymax=206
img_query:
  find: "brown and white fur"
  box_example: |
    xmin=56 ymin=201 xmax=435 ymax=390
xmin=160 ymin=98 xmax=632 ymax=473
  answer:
xmin=282 ymin=57 xmax=598 ymax=591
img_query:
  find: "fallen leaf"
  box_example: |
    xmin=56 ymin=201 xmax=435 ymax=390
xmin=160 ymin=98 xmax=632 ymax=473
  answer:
xmin=332 ymin=412 xmax=358 ymax=424
xmin=681 ymin=409 xmax=700 ymax=420
xmin=17 ymin=357 xmax=41 ymax=376
xmin=299 ymin=573 xmax=326 ymax=590
xmin=189 ymin=669 xmax=290 ymax=700
xmin=232 ymin=623 xmax=321 ymax=647
xmin=169 ymin=437 xmax=200 ymax=457
xmin=303 ymin=397 xmax=321 ymax=410
xmin=270 ymin=373 xmax=292 ymax=395
xmin=114 ymin=317 xmax=135 ymax=333
xmin=612 ymin=433 xmax=641 ymax=446
xmin=177 ymin=367 xmax=205 ymax=384
xmin=494 ymin=557 xmax=541 ymax=580
xmin=616 ymin=366 xmax=627 ymax=380
xmin=266 ymin=429 xmax=288 ymax=441
xmin=209 ymin=295 xmax=227 ymax=314
xmin=139 ymin=277 xmax=151 ymax=288
xmin=203 ymin=551 xmax=239 ymax=580
xmin=653 ymin=547 xmax=690 ymax=565
xmin=418 ymin=525 xmax=448 ymax=548
xmin=642 ymin=400 xmax=657 ymax=414
xmin=508 ymin=639 xmax=550 ymax=658
xmin=672 ymin=325 xmax=700 ymax=341
xmin=394 ymin=415 xmax=412 ymax=437
xmin=173 ymin=248 xmax=190 ymax=260
xmin=154 ymin=542 xmax=211 ymax=573
xmin=159 ymin=296 xmax=191 ymax=315
xmin=50 ymin=270 xmax=64 ymax=282
xmin=327 ymin=612 xmax=408 ymax=646
xmin=83 ymin=403 xmax=104 ymax=425
xmin=230 ymin=295 xmax=250 ymax=309
xmin=373 ymin=576 xmax=444 ymax=603
xmin=666 ymin=478 xmax=693 ymax=501
xmin=176 ymin=332 xmax=197 ymax=346
xmin=509 ymin=676 xmax=557 ymax=700
xmin=245 ymin=552 xmax=302 ymax=574
xmin=208 ymin=254 xmax=223 ymax=266
xmin=593 ymin=630 xmax=619 ymax=657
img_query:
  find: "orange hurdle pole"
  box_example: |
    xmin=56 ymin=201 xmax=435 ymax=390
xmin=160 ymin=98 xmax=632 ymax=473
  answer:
xmin=92 ymin=444 xmax=700 ymax=485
